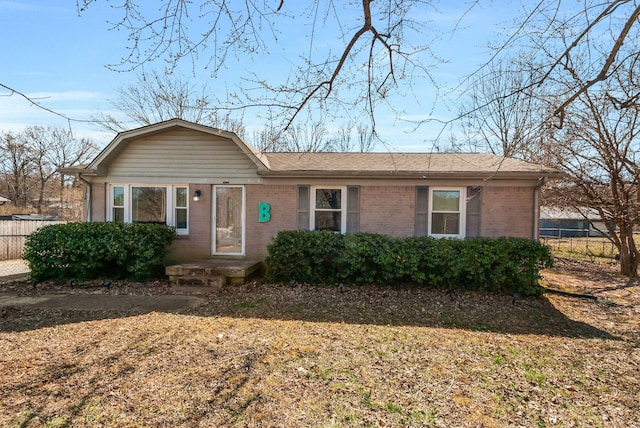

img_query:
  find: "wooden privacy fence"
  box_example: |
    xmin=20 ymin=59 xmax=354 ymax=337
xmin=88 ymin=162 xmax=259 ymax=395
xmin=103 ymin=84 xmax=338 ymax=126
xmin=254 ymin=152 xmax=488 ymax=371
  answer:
xmin=0 ymin=220 xmax=67 ymax=261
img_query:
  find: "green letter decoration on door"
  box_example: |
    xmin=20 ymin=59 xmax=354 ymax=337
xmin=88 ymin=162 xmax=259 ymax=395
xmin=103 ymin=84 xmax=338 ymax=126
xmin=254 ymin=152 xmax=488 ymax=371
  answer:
xmin=258 ymin=202 xmax=271 ymax=222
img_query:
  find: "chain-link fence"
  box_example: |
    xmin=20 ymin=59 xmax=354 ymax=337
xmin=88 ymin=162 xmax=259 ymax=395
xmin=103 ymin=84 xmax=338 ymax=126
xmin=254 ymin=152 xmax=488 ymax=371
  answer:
xmin=0 ymin=259 xmax=30 ymax=279
xmin=540 ymin=233 xmax=618 ymax=263
xmin=0 ymin=234 xmax=31 ymax=280
xmin=0 ymin=220 xmax=66 ymax=280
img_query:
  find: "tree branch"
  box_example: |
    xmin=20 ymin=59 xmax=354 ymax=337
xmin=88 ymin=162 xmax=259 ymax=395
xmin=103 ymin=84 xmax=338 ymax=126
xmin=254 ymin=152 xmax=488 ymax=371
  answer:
xmin=553 ymin=3 xmax=640 ymax=123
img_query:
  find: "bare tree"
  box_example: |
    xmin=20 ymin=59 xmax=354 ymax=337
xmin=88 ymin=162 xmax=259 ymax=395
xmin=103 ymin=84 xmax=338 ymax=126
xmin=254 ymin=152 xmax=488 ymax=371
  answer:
xmin=74 ymin=0 xmax=640 ymax=135
xmin=78 ymin=0 xmax=443 ymax=135
xmin=283 ymin=122 xmax=333 ymax=152
xmin=251 ymin=125 xmax=283 ymax=153
xmin=332 ymin=124 xmax=355 ymax=152
xmin=96 ymin=70 xmax=245 ymax=133
xmin=543 ymin=55 xmax=640 ymax=276
xmin=2 ymin=2 xmax=637 ymax=140
xmin=479 ymin=0 xmax=640 ymax=128
xmin=331 ymin=123 xmax=376 ymax=152
xmin=458 ymin=58 xmax=544 ymax=159
xmin=355 ymin=125 xmax=376 ymax=153
xmin=23 ymin=126 xmax=98 ymax=213
xmin=0 ymin=131 xmax=34 ymax=208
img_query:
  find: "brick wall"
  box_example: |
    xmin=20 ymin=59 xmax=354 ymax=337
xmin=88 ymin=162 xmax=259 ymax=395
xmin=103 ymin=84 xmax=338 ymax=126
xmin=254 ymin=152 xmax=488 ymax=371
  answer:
xmin=91 ymin=182 xmax=538 ymax=262
xmin=245 ymin=184 xmax=298 ymax=259
xmin=91 ymin=183 xmax=106 ymax=222
xmin=481 ymin=186 xmax=534 ymax=238
xmin=360 ymin=185 xmax=416 ymax=237
xmin=168 ymin=184 xmax=213 ymax=262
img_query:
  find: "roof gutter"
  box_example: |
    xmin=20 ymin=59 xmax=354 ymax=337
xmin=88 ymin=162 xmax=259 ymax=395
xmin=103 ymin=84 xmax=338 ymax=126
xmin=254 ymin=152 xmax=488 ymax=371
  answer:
xmin=533 ymin=176 xmax=547 ymax=240
xmin=77 ymin=175 xmax=92 ymax=222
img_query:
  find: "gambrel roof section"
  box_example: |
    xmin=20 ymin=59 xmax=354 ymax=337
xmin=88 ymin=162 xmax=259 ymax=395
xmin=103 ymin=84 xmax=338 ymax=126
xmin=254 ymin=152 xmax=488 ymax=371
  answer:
xmin=86 ymin=118 xmax=270 ymax=176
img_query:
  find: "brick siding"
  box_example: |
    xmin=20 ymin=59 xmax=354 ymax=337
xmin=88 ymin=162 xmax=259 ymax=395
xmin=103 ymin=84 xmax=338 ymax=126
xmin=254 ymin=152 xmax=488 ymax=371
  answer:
xmin=360 ymin=186 xmax=416 ymax=237
xmin=245 ymin=184 xmax=298 ymax=259
xmin=92 ymin=182 xmax=537 ymax=263
xmin=481 ymin=186 xmax=534 ymax=238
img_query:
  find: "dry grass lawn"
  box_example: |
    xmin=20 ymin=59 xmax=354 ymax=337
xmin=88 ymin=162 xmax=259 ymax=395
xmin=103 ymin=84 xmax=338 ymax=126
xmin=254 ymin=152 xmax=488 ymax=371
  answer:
xmin=1 ymin=258 xmax=639 ymax=427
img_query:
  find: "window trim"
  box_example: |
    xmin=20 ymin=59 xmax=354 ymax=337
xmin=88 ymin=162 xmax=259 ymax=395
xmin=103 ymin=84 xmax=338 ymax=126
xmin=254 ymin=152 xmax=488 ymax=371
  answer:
xmin=429 ymin=187 xmax=466 ymax=239
xmin=310 ymin=186 xmax=347 ymax=233
xmin=107 ymin=183 xmax=189 ymax=235
xmin=111 ymin=185 xmax=127 ymax=223
xmin=174 ymin=186 xmax=189 ymax=234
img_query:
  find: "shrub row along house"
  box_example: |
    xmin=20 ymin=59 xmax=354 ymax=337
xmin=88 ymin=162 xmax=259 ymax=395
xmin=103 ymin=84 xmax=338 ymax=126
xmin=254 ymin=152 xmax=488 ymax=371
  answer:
xmin=61 ymin=119 xmax=561 ymax=263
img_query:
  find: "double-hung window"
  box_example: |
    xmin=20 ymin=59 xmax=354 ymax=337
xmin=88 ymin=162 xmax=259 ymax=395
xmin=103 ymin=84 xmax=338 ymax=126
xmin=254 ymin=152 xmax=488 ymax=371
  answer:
xmin=109 ymin=184 xmax=189 ymax=234
xmin=430 ymin=188 xmax=465 ymax=238
xmin=174 ymin=187 xmax=188 ymax=230
xmin=311 ymin=187 xmax=346 ymax=233
xmin=112 ymin=186 xmax=125 ymax=222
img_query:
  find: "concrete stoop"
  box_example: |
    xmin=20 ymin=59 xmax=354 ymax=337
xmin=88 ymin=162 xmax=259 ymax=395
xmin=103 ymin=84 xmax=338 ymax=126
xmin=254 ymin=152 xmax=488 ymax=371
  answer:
xmin=166 ymin=259 xmax=263 ymax=293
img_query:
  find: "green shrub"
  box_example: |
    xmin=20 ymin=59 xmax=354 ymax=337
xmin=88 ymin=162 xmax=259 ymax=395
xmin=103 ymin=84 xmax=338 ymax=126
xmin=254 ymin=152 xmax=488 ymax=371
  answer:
xmin=264 ymin=230 xmax=343 ymax=284
xmin=265 ymin=231 xmax=554 ymax=296
xmin=339 ymin=233 xmax=396 ymax=284
xmin=24 ymin=222 xmax=176 ymax=282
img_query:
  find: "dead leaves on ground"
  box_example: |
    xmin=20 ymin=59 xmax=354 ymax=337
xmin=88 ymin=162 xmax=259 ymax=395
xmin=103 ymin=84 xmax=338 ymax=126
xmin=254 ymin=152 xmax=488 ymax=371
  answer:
xmin=1 ymin=258 xmax=639 ymax=427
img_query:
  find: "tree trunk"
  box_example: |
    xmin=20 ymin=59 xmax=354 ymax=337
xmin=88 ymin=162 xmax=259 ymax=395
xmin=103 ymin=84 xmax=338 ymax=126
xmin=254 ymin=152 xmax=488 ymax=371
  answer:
xmin=618 ymin=228 xmax=639 ymax=277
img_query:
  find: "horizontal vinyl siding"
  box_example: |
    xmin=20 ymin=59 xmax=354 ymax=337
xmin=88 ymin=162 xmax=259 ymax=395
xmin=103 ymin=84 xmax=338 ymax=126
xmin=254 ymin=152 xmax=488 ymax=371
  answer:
xmin=107 ymin=129 xmax=259 ymax=179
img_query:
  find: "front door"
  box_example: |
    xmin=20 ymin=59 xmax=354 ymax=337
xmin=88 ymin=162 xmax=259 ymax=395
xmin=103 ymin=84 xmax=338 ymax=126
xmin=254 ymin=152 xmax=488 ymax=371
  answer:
xmin=213 ymin=186 xmax=245 ymax=255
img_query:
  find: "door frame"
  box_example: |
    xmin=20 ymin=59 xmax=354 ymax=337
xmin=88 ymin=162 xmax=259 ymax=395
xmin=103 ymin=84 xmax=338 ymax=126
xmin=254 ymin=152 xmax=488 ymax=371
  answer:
xmin=211 ymin=185 xmax=246 ymax=256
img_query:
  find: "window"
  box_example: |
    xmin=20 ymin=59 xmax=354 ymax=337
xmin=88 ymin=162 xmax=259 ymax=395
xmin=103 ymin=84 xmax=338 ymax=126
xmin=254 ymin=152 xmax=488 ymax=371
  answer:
xmin=175 ymin=187 xmax=188 ymax=230
xmin=430 ymin=188 xmax=465 ymax=238
xmin=311 ymin=187 xmax=346 ymax=233
xmin=108 ymin=184 xmax=189 ymax=234
xmin=112 ymin=186 xmax=125 ymax=222
xmin=132 ymin=186 xmax=166 ymax=224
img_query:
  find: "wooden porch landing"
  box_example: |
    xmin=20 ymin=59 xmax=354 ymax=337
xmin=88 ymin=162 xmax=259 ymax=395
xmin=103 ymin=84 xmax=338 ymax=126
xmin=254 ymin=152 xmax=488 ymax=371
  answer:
xmin=166 ymin=259 xmax=263 ymax=289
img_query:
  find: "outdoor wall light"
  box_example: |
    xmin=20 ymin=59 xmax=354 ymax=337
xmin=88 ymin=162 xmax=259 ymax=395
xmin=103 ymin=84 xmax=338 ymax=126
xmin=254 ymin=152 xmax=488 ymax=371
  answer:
xmin=193 ymin=189 xmax=202 ymax=202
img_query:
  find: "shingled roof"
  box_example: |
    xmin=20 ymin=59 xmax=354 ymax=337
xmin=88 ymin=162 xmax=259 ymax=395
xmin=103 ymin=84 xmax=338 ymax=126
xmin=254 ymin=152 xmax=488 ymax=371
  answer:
xmin=58 ymin=119 xmax=562 ymax=180
xmin=260 ymin=152 xmax=560 ymax=179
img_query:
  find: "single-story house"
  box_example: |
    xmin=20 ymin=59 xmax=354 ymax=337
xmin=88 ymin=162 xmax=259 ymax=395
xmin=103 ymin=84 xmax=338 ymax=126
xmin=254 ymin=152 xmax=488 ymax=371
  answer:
xmin=540 ymin=206 xmax=610 ymax=237
xmin=60 ymin=119 xmax=561 ymax=263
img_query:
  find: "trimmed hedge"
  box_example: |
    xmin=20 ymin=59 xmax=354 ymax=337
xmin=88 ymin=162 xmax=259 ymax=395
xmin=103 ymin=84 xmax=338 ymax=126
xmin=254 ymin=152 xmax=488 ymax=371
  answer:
xmin=265 ymin=231 xmax=554 ymax=296
xmin=24 ymin=222 xmax=176 ymax=282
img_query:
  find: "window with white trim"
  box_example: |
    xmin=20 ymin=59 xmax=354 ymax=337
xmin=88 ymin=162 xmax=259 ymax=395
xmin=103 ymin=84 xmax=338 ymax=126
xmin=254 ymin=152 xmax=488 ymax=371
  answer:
xmin=311 ymin=187 xmax=346 ymax=233
xmin=112 ymin=186 xmax=125 ymax=222
xmin=108 ymin=184 xmax=189 ymax=234
xmin=175 ymin=187 xmax=188 ymax=230
xmin=429 ymin=188 xmax=465 ymax=238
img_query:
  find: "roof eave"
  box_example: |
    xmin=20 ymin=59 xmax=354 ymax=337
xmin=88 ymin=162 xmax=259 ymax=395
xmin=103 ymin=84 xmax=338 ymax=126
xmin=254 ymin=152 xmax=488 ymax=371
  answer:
xmin=257 ymin=170 xmax=564 ymax=180
xmin=57 ymin=166 xmax=98 ymax=176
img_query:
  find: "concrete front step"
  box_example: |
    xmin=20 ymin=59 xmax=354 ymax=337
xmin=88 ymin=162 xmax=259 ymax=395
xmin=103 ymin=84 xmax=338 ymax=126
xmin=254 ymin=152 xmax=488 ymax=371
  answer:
xmin=166 ymin=259 xmax=263 ymax=289
xmin=173 ymin=275 xmax=225 ymax=288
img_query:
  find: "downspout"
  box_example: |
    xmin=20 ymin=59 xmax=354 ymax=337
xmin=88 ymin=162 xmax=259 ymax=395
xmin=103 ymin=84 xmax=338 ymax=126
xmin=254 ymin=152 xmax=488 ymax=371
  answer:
xmin=533 ymin=177 xmax=547 ymax=240
xmin=78 ymin=174 xmax=92 ymax=222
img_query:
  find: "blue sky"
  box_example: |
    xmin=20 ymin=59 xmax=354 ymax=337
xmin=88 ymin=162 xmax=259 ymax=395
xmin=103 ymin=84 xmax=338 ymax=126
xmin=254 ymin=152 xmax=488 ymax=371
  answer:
xmin=0 ymin=1 xmax=519 ymax=151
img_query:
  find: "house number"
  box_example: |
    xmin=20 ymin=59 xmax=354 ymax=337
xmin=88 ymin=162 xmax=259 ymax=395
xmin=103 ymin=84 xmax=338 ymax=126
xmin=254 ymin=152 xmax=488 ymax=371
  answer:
xmin=258 ymin=202 xmax=271 ymax=222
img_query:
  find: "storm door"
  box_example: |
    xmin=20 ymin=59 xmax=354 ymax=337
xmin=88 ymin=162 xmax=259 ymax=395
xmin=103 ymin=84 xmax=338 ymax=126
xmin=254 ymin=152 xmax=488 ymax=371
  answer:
xmin=212 ymin=186 xmax=245 ymax=255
